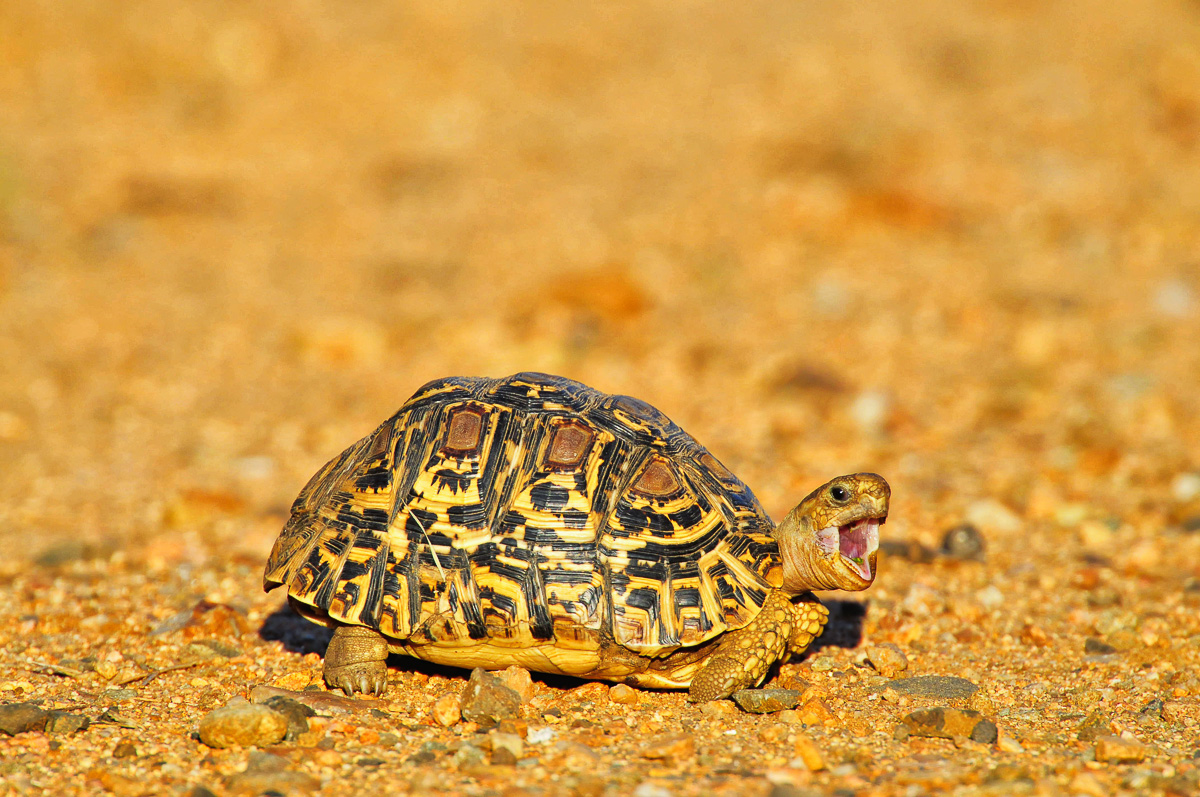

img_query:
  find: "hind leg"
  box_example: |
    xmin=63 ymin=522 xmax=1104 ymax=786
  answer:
xmin=688 ymin=590 xmax=793 ymax=702
xmin=324 ymin=625 xmax=389 ymax=696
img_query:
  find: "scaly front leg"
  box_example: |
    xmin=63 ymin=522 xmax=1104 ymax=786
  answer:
xmin=687 ymin=590 xmax=794 ymax=702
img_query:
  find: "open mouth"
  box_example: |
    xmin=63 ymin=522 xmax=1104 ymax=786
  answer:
xmin=838 ymin=517 xmax=881 ymax=581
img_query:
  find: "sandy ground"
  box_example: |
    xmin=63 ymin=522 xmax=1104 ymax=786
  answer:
xmin=1 ymin=1 xmax=1199 ymax=795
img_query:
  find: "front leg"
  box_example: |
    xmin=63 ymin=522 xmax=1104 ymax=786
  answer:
xmin=786 ymin=594 xmax=829 ymax=658
xmin=688 ymin=590 xmax=793 ymax=702
xmin=324 ymin=625 xmax=389 ymax=696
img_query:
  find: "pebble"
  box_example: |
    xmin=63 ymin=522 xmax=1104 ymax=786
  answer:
xmin=459 ymin=668 xmax=521 ymax=728
xmin=997 ymin=735 xmax=1025 ymax=753
xmin=940 ymin=524 xmax=985 ymax=560
xmin=225 ymin=752 xmax=320 ymax=795
xmin=795 ymin=698 xmax=836 ymax=726
xmin=759 ymin=724 xmax=789 ymax=743
xmin=809 ymin=656 xmax=837 ymax=672
xmin=271 ymin=671 xmax=313 ymax=691
xmin=792 ymin=735 xmax=825 ymax=771
xmin=44 ymin=711 xmax=90 ymax=734
xmin=886 ymin=676 xmax=978 ymax=700
xmin=249 ymin=685 xmax=366 ymax=715
xmin=198 ymin=703 xmax=289 ymax=748
xmin=866 ymin=643 xmax=908 ymax=677
xmin=894 ymin=707 xmax=998 ymax=743
xmin=0 ymin=702 xmax=48 ymax=735
xmin=112 ymin=741 xmax=138 ymax=758
xmin=1076 ymin=711 xmax=1112 ymax=742
xmin=1094 ymin=734 xmax=1150 ymax=763
xmin=699 ymin=701 xmax=737 ymax=718
xmin=498 ymin=666 xmax=536 ymax=703
xmin=489 ymin=730 xmax=524 ymax=764
xmin=431 ymin=693 xmax=461 ymax=727
xmin=975 ymin=585 xmax=1005 ymax=610
xmin=641 ymin=733 xmax=695 ymax=762
xmin=260 ymin=696 xmax=314 ymax=741
xmin=732 ymin=688 xmax=802 ymax=714
xmin=1161 ymin=701 xmax=1186 ymax=723
xmin=608 ymin=683 xmax=640 ymax=705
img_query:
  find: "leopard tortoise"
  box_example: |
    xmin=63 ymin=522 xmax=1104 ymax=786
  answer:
xmin=263 ymin=372 xmax=889 ymax=701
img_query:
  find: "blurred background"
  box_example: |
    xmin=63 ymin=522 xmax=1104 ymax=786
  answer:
xmin=1 ymin=0 xmax=1198 ymax=578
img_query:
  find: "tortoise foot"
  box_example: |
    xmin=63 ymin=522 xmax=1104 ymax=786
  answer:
xmin=324 ymin=625 xmax=389 ymax=696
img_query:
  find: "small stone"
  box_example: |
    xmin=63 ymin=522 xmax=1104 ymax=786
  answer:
xmin=249 ymin=685 xmax=366 ymax=715
xmin=866 ymin=643 xmax=908 ymax=678
xmin=1161 ymin=701 xmax=1186 ymax=722
xmin=1084 ymin=638 xmax=1117 ymax=655
xmin=792 ymin=734 xmax=825 ymax=771
xmin=497 ymin=666 xmax=536 ymax=704
xmin=198 ymin=703 xmax=289 ymax=749
xmin=0 ymin=702 xmax=48 ymax=736
xmin=940 ymin=524 xmax=985 ymax=560
xmin=895 ymin=707 xmax=997 ymax=744
xmin=733 ymin=689 xmax=802 ymax=714
xmin=699 ymin=701 xmax=737 ymax=718
xmin=886 ymin=676 xmax=978 ymax=700
xmin=225 ymin=768 xmax=320 ymax=795
xmin=431 ymin=693 xmax=461 ymax=727
xmin=975 ymin=585 xmax=1004 ymax=610
xmin=809 ymin=657 xmax=836 ymax=672
xmin=559 ymin=741 xmax=601 ymax=770
xmin=459 ymin=668 xmax=521 ymax=728
xmin=1094 ymin=735 xmax=1150 ymax=763
xmin=489 ymin=730 xmax=524 ymax=764
xmin=1076 ymin=711 xmax=1111 ymax=742
xmin=260 ymin=697 xmax=314 ymax=741
xmin=271 ymin=672 xmax=313 ymax=691
xmin=997 ymin=735 xmax=1025 ymax=753
xmin=314 ymin=749 xmax=343 ymax=767
xmin=94 ymin=661 xmax=119 ymax=680
xmin=1068 ymin=772 xmax=1109 ymax=797
xmin=608 ymin=683 xmax=639 ymax=705
xmin=641 ymin=733 xmax=695 ymax=762
xmin=44 ymin=711 xmax=90 ymax=734
xmin=795 ymin=698 xmax=836 ymax=726
xmin=112 ymin=741 xmax=137 ymax=758
xmin=759 ymin=724 xmax=789 ymax=743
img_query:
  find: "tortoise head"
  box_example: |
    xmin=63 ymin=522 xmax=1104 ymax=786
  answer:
xmin=775 ymin=473 xmax=890 ymax=595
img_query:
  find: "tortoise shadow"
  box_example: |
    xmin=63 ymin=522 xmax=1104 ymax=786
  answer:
xmin=804 ymin=598 xmax=868 ymax=654
xmin=258 ymin=598 xmax=868 ymax=688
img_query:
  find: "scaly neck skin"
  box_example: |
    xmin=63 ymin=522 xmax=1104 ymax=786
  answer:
xmin=777 ymin=510 xmax=847 ymax=594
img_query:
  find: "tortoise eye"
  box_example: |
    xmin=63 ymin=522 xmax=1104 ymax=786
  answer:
xmin=830 ymin=485 xmax=850 ymax=502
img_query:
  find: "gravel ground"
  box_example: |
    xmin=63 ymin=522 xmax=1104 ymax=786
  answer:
xmin=2 ymin=2 xmax=1200 ymax=795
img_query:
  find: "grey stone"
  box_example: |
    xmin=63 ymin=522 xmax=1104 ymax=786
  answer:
xmin=0 ymin=702 xmax=48 ymax=736
xmin=940 ymin=524 xmax=985 ymax=560
xmin=731 ymin=689 xmax=802 ymax=714
xmin=895 ymin=707 xmax=998 ymax=743
xmin=44 ymin=711 xmax=90 ymax=734
xmin=260 ymin=696 xmax=314 ymax=741
xmin=886 ymin=675 xmax=978 ymax=699
xmin=459 ymin=668 xmax=521 ymax=728
xmin=1084 ymin=637 xmax=1117 ymax=655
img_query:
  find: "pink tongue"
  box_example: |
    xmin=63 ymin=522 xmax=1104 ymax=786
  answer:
xmin=840 ymin=521 xmax=873 ymax=580
xmin=840 ymin=522 xmax=868 ymax=558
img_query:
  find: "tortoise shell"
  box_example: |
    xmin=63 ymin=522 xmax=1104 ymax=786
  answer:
xmin=263 ymin=372 xmax=782 ymax=665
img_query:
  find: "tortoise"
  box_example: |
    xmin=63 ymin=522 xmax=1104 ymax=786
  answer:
xmin=263 ymin=372 xmax=889 ymax=701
